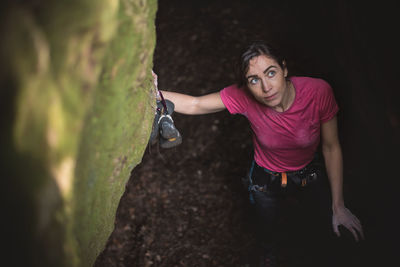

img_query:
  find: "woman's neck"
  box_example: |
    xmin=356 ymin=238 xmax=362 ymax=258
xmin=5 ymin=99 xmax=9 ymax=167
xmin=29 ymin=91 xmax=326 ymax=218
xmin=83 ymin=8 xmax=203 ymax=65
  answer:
xmin=273 ymin=80 xmax=295 ymax=112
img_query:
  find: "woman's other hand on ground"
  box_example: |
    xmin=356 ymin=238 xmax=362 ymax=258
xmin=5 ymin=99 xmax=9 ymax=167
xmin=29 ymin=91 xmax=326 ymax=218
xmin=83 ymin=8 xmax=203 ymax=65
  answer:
xmin=332 ymin=206 xmax=365 ymax=242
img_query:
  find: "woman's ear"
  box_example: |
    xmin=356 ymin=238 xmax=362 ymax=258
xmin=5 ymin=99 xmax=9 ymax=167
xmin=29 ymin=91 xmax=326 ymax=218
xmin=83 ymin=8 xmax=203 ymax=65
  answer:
xmin=282 ymin=60 xmax=288 ymax=78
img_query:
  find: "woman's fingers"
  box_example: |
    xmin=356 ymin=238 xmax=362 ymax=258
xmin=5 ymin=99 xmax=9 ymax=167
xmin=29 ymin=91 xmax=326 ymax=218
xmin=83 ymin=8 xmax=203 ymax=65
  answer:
xmin=349 ymin=226 xmax=359 ymax=242
xmin=342 ymin=220 xmax=364 ymax=242
xmin=353 ymin=220 xmax=365 ymax=240
xmin=349 ymin=213 xmax=365 ymax=241
xmin=333 ymin=223 xmax=341 ymax=237
xmin=332 ymin=207 xmax=365 ymax=242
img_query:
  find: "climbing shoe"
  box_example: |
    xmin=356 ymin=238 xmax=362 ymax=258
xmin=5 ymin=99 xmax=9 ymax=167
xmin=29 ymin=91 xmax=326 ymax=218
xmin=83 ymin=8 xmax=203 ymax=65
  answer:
xmin=149 ymin=99 xmax=175 ymax=144
xmin=149 ymin=99 xmax=182 ymax=148
xmin=159 ymin=114 xmax=180 ymax=139
xmin=149 ymin=111 xmax=160 ymax=145
xmin=158 ymin=100 xmax=182 ymax=148
xmin=158 ymin=98 xmax=175 ymax=116
xmin=159 ymin=130 xmax=182 ymax=148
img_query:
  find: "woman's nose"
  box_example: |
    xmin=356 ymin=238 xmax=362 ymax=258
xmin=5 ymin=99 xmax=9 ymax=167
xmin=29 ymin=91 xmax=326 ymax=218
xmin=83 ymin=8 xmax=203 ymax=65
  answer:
xmin=261 ymin=79 xmax=271 ymax=93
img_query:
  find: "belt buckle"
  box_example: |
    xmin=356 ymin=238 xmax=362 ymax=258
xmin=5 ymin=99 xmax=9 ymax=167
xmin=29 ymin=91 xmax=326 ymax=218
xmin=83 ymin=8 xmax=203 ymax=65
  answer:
xmin=254 ymin=184 xmax=268 ymax=192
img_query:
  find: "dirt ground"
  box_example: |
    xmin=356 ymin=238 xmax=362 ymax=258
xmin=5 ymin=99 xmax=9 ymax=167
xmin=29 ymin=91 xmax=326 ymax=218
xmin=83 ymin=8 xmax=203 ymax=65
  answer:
xmin=94 ymin=1 xmax=397 ymax=266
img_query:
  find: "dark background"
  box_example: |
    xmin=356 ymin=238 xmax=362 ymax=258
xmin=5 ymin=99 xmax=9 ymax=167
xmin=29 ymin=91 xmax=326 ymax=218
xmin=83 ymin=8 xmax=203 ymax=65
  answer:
xmin=96 ymin=0 xmax=399 ymax=266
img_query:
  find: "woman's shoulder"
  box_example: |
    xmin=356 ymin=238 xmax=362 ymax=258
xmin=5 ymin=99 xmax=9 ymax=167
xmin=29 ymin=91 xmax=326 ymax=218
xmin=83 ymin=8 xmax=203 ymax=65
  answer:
xmin=291 ymin=76 xmax=333 ymax=99
xmin=222 ymin=83 xmax=245 ymax=92
xmin=221 ymin=83 xmax=252 ymax=98
xmin=220 ymin=84 xmax=256 ymax=114
xmin=291 ymin=76 xmax=331 ymax=89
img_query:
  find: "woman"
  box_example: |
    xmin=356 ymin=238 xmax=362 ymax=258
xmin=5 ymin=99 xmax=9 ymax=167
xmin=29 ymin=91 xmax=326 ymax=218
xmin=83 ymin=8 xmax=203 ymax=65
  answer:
xmin=154 ymin=42 xmax=364 ymax=266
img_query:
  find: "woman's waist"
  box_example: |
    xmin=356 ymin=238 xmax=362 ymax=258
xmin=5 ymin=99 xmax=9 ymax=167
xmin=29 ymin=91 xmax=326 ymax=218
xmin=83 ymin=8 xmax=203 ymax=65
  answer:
xmin=251 ymin=153 xmax=323 ymax=188
xmin=253 ymin=153 xmax=316 ymax=173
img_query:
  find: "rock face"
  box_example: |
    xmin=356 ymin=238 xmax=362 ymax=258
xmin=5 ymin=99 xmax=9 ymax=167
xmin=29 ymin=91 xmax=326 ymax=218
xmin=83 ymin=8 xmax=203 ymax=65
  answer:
xmin=0 ymin=0 xmax=157 ymax=266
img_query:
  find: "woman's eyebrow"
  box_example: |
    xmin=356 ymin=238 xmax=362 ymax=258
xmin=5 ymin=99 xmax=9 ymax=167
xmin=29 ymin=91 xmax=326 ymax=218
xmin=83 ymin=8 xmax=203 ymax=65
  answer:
xmin=246 ymin=74 xmax=258 ymax=80
xmin=263 ymin=65 xmax=277 ymax=74
xmin=246 ymin=65 xmax=277 ymax=79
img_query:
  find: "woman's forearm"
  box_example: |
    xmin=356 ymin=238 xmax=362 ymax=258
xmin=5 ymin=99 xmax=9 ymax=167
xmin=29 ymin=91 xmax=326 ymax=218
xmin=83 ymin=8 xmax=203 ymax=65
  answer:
xmin=160 ymin=90 xmax=226 ymax=115
xmin=321 ymin=118 xmax=364 ymax=240
xmin=160 ymin=90 xmax=198 ymax=114
xmin=323 ymin=142 xmax=345 ymax=211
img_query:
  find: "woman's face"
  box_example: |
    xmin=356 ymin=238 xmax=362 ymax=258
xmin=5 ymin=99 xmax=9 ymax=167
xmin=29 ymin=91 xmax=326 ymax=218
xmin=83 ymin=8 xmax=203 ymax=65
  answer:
xmin=245 ymin=55 xmax=289 ymax=111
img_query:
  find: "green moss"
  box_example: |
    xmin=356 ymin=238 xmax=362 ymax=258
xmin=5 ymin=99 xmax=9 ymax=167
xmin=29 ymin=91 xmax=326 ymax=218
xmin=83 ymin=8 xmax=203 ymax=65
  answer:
xmin=2 ymin=0 xmax=157 ymax=266
xmin=72 ymin=1 xmax=157 ymax=263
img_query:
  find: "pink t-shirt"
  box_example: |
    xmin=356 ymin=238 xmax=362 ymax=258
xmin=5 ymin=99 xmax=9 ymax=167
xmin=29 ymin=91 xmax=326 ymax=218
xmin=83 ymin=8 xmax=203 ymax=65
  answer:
xmin=220 ymin=76 xmax=339 ymax=172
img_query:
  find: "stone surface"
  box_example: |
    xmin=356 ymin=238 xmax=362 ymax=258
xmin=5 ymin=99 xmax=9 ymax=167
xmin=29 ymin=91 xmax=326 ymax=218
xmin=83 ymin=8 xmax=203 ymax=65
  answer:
xmin=0 ymin=0 xmax=157 ymax=266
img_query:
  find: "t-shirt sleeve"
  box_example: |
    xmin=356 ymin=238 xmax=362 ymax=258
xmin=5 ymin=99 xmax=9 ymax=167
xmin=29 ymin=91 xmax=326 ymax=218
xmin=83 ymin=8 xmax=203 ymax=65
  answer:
xmin=219 ymin=84 xmax=249 ymax=115
xmin=318 ymin=80 xmax=339 ymax=123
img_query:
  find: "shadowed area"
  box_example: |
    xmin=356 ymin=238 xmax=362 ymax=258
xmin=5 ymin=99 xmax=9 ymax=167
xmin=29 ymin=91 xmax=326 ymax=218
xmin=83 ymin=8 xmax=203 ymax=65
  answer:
xmin=95 ymin=0 xmax=399 ymax=266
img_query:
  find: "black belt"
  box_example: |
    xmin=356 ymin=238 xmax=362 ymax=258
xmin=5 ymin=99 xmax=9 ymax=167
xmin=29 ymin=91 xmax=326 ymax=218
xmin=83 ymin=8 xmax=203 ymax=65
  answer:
xmin=253 ymin=160 xmax=320 ymax=189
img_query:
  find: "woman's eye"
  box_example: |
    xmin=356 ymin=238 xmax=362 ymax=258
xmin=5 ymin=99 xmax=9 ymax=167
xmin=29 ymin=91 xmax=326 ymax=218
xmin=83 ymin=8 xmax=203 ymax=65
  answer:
xmin=249 ymin=78 xmax=259 ymax=85
xmin=267 ymin=70 xmax=276 ymax=77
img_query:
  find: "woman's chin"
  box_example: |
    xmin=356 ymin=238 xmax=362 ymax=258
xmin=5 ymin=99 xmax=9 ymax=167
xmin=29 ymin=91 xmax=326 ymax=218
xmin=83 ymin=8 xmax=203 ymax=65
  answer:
xmin=259 ymin=98 xmax=281 ymax=109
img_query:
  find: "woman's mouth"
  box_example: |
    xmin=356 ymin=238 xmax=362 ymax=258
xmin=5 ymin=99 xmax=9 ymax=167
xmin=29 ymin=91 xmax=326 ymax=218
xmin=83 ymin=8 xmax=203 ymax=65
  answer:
xmin=264 ymin=93 xmax=277 ymax=101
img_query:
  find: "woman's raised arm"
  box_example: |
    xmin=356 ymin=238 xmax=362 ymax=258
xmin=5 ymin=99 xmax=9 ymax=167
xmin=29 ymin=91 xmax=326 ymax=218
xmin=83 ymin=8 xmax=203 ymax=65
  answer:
xmin=160 ymin=90 xmax=226 ymax=115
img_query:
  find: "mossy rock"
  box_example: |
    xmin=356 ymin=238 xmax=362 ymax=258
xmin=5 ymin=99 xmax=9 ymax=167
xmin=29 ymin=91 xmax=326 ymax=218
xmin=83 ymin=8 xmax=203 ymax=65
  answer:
xmin=0 ymin=0 xmax=157 ymax=266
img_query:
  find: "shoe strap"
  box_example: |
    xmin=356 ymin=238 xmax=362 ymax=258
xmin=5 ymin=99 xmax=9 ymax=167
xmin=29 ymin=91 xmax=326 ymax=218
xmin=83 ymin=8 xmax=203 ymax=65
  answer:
xmin=158 ymin=90 xmax=169 ymax=114
xmin=158 ymin=114 xmax=173 ymax=124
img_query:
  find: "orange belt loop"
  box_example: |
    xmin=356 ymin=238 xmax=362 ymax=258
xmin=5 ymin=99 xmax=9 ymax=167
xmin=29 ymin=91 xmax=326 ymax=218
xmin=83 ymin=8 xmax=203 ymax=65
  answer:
xmin=281 ymin=172 xmax=287 ymax=187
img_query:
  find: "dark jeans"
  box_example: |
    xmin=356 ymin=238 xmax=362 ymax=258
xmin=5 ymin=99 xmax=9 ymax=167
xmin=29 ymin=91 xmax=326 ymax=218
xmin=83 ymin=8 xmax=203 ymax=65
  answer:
xmin=244 ymin=157 xmax=347 ymax=266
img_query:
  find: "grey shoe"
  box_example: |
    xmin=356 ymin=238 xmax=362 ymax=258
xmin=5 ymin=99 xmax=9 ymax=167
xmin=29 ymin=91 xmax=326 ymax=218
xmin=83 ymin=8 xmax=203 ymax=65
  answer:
xmin=149 ymin=111 xmax=160 ymax=145
xmin=159 ymin=130 xmax=182 ymax=148
xmin=149 ymin=99 xmax=182 ymax=148
xmin=149 ymin=99 xmax=175 ymax=144
xmin=159 ymin=114 xmax=180 ymax=139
